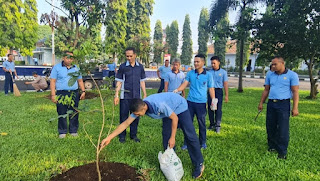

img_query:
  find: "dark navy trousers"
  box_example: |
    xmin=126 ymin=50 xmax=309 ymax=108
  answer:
xmin=162 ymin=110 xmax=204 ymax=166
xmin=266 ymin=99 xmax=290 ymax=155
xmin=119 ymin=99 xmax=140 ymax=139
xmin=108 ymin=71 xmax=115 ymax=88
xmin=157 ymin=78 xmax=165 ymax=93
xmin=207 ymin=88 xmax=223 ymax=128
xmin=56 ymin=90 xmax=80 ymax=134
xmin=4 ymin=72 xmax=15 ymax=94
xmin=185 ymin=101 xmax=207 ymax=145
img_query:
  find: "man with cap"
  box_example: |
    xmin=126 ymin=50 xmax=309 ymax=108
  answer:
xmin=258 ymin=56 xmax=299 ymax=159
xmin=207 ymin=56 xmax=229 ymax=133
xmin=25 ymin=71 xmax=48 ymax=92
xmin=174 ymin=54 xmax=216 ymax=150
xmin=157 ymin=59 xmax=171 ymax=93
xmin=100 ymin=92 xmax=205 ymax=179
xmin=50 ymin=52 xmax=86 ymax=138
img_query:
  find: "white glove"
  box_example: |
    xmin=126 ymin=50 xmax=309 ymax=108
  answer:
xmin=210 ymin=98 xmax=218 ymax=111
xmin=173 ymin=89 xmax=179 ymax=93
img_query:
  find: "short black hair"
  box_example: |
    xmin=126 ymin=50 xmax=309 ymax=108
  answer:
xmin=125 ymin=47 xmax=136 ymax=54
xmin=129 ymin=98 xmax=146 ymax=113
xmin=7 ymin=54 xmax=12 ymax=57
xmin=32 ymin=71 xmax=38 ymax=75
xmin=210 ymin=56 xmax=220 ymax=62
xmin=195 ymin=54 xmax=206 ymax=62
xmin=272 ymin=55 xmax=284 ymax=62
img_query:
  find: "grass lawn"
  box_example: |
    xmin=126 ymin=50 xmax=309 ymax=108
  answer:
xmin=0 ymin=88 xmax=319 ymax=180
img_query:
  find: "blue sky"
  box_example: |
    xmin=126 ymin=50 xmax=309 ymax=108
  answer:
xmin=36 ymin=0 xmax=253 ymax=51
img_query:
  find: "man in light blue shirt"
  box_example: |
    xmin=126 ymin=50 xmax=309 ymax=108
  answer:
xmin=207 ymin=56 xmax=229 ymax=133
xmin=258 ymin=56 xmax=299 ymax=159
xmin=50 ymin=52 xmax=86 ymax=138
xmin=157 ymin=59 xmax=171 ymax=93
xmin=174 ymin=54 xmax=215 ymax=150
xmin=164 ymin=58 xmax=185 ymax=97
xmin=100 ymin=92 xmax=205 ymax=179
xmin=107 ymin=59 xmax=117 ymax=88
xmin=2 ymin=54 xmax=19 ymax=95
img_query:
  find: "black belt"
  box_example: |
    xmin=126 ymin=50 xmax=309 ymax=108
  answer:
xmin=215 ymin=88 xmax=222 ymax=90
xmin=57 ymin=90 xmax=78 ymax=93
xmin=269 ymin=99 xmax=290 ymax=103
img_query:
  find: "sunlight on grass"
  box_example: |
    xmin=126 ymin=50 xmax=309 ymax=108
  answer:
xmin=0 ymin=89 xmax=319 ymax=180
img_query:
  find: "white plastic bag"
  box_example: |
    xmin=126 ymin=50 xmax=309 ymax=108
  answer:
xmin=158 ymin=147 xmax=184 ymax=181
xmin=210 ymin=98 xmax=218 ymax=111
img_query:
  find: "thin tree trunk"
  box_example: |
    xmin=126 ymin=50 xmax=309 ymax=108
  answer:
xmin=238 ymin=38 xmax=244 ymax=92
xmin=307 ymin=57 xmax=318 ymax=99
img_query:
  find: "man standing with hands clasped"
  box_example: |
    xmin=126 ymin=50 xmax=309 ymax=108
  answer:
xmin=173 ymin=54 xmax=216 ymax=150
xmin=114 ymin=47 xmax=147 ymax=143
xmin=207 ymin=56 xmax=229 ymax=133
xmin=258 ymin=56 xmax=299 ymax=159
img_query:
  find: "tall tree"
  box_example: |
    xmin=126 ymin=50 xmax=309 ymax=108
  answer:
xmin=104 ymin=0 xmax=127 ymax=59
xmin=126 ymin=0 xmax=137 ymax=40
xmin=167 ymin=20 xmax=179 ymax=59
xmin=41 ymin=0 xmax=106 ymax=57
xmin=153 ymin=20 xmax=163 ymax=41
xmin=0 ymin=0 xmax=38 ymax=56
xmin=164 ymin=24 xmax=170 ymax=54
xmin=198 ymin=8 xmax=209 ymax=56
xmin=235 ymin=39 xmax=250 ymax=69
xmin=213 ymin=14 xmax=229 ymax=66
xmin=37 ymin=25 xmax=52 ymax=41
xmin=181 ymin=14 xmax=193 ymax=65
xmin=254 ymin=0 xmax=320 ymax=99
xmin=126 ymin=0 xmax=154 ymax=64
xmin=209 ymin=0 xmax=265 ymax=92
xmin=153 ymin=20 xmax=163 ymax=63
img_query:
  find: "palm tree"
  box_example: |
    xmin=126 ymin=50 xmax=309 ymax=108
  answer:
xmin=209 ymin=0 xmax=266 ymax=92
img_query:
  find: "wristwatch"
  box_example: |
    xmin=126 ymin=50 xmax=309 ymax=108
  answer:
xmin=81 ymin=90 xmax=86 ymax=94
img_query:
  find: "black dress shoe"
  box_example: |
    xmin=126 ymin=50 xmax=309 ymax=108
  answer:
xmin=278 ymin=154 xmax=287 ymax=160
xmin=131 ymin=137 xmax=140 ymax=142
xmin=119 ymin=137 xmax=125 ymax=143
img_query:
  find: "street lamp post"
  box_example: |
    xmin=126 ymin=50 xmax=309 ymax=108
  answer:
xmin=51 ymin=0 xmax=55 ymax=66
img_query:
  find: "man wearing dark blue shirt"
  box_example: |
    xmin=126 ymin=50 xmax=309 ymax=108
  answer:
xmin=258 ymin=56 xmax=299 ymax=159
xmin=114 ymin=47 xmax=147 ymax=143
xmin=100 ymin=92 xmax=205 ymax=179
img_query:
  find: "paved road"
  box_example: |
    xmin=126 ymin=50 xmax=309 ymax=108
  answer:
xmin=0 ymin=77 xmax=314 ymax=92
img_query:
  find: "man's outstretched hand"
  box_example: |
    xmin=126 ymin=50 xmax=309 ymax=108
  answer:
xmin=100 ymin=137 xmax=111 ymax=150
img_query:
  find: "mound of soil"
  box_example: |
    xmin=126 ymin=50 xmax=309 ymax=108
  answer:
xmin=51 ymin=162 xmax=142 ymax=181
xmin=45 ymin=92 xmax=99 ymax=100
